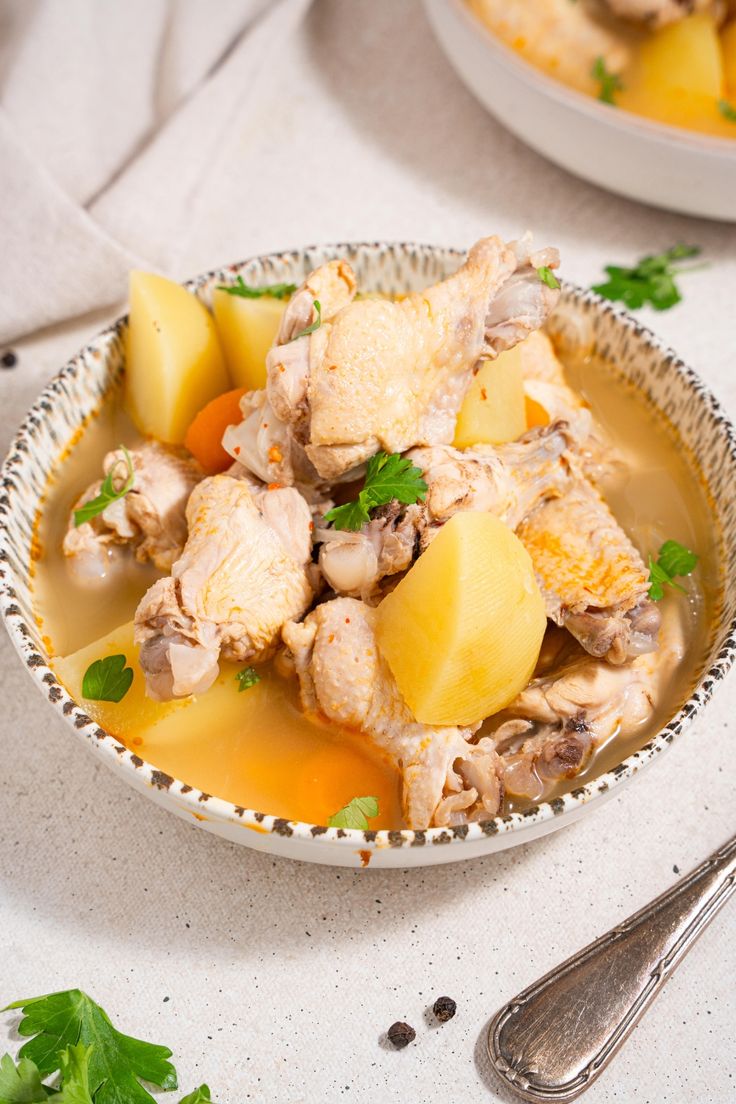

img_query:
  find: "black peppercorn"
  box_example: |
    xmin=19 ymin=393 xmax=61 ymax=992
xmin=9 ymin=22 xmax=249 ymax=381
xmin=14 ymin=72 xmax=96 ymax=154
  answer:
xmin=1 ymin=350 xmax=17 ymax=369
xmin=433 ymin=995 xmax=456 ymax=1022
xmin=387 ymin=1020 xmax=415 ymax=1049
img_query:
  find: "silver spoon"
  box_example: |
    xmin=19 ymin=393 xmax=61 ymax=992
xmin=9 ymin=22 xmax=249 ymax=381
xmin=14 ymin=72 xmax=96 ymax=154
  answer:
xmin=487 ymin=833 xmax=736 ymax=1102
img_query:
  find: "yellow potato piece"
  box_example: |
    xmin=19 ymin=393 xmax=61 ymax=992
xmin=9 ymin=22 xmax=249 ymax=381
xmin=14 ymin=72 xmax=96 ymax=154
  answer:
xmin=376 ymin=512 xmax=546 ymax=726
xmin=722 ymin=21 xmax=736 ymax=99
xmin=212 ymin=290 xmax=286 ymax=391
xmin=125 ymin=271 xmax=230 ymax=444
xmin=633 ymin=12 xmax=724 ymax=99
xmin=453 ymin=344 xmax=526 ymax=448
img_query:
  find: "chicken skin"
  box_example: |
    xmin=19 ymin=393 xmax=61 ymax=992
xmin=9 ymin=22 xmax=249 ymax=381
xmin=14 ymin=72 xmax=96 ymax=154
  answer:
xmin=223 ymin=235 xmax=560 ymax=486
xmin=64 ymin=441 xmax=202 ymax=577
xmin=135 ymin=475 xmax=316 ymax=700
xmin=282 ymin=598 xmax=505 ymax=829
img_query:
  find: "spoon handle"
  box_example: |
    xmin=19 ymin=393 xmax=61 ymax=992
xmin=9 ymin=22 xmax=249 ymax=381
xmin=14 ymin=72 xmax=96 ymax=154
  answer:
xmin=487 ymin=833 xmax=736 ymax=1102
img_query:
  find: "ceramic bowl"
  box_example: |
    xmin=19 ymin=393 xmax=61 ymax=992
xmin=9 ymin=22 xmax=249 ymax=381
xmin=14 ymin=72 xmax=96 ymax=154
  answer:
xmin=424 ymin=0 xmax=736 ymax=221
xmin=1 ymin=242 xmax=735 ymax=868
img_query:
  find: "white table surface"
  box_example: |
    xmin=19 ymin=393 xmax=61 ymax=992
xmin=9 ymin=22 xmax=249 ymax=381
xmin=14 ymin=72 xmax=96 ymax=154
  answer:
xmin=1 ymin=3 xmax=734 ymax=1102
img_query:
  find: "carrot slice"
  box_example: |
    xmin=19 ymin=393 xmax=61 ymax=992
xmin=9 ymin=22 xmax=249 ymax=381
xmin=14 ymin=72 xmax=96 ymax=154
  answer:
xmin=184 ymin=387 xmax=247 ymax=474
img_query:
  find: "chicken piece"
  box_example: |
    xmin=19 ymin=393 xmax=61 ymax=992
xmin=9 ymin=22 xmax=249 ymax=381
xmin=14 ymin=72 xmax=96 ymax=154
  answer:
xmin=135 ymin=475 xmax=316 ymax=700
xmin=468 ymin=0 xmax=632 ymax=95
xmin=63 ymin=442 xmax=202 ymax=578
xmin=493 ymin=605 xmax=684 ymax=800
xmin=282 ymin=598 xmax=505 ymax=829
xmin=317 ymin=422 xmax=575 ymax=600
xmin=223 ymin=235 xmax=560 ymax=485
xmin=517 ymin=479 xmax=660 ymax=663
xmin=601 ymin=0 xmax=722 ymax=28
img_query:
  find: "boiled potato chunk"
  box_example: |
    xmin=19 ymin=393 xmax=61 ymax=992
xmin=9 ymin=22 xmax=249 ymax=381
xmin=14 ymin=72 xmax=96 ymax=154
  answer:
xmin=126 ymin=271 xmax=229 ymax=444
xmin=633 ymin=13 xmax=724 ymax=100
xmin=376 ymin=512 xmax=546 ymax=726
xmin=212 ymin=290 xmax=286 ymax=391
xmin=453 ymin=344 xmax=526 ymax=448
xmin=723 ymin=21 xmax=736 ymax=98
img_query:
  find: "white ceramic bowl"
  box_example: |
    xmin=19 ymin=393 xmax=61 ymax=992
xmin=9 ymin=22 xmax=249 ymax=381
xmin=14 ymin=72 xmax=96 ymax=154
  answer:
xmin=424 ymin=0 xmax=736 ymax=221
xmin=1 ymin=242 xmax=735 ymax=868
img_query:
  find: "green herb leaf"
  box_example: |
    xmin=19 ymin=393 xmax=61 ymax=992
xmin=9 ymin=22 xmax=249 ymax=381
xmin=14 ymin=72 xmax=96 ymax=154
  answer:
xmin=4 ymin=990 xmax=177 ymax=1104
xmin=593 ymin=245 xmax=702 ymax=312
xmin=537 ymin=266 xmax=560 ymax=290
xmin=718 ymin=99 xmax=736 ymax=123
xmin=215 ymin=276 xmax=296 ymax=300
xmin=328 ymin=796 xmax=379 ymax=830
xmin=73 ymin=447 xmax=134 ymax=528
xmin=291 ymin=299 xmax=322 ymax=341
xmin=179 ymin=1087 xmax=214 ymax=1104
xmin=592 ymin=56 xmax=623 ymax=104
xmin=54 ymin=1046 xmax=94 ymax=1104
xmin=324 ymin=452 xmax=428 ymax=532
xmin=0 ymin=1052 xmax=50 ymax=1102
xmin=235 ymin=667 xmax=260 ymax=692
xmin=81 ymin=655 xmax=134 ymax=703
xmin=648 ymin=540 xmax=699 ymax=601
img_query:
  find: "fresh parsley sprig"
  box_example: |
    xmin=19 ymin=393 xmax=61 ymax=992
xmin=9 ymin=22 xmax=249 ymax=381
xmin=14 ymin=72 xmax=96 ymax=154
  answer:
xmin=592 ymin=245 xmax=703 ymax=311
xmin=235 ymin=666 xmax=260 ymax=692
xmin=73 ymin=447 xmax=134 ymax=528
xmin=1 ymin=990 xmax=216 ymax=1103
xmin=648 ymin=539 xmax=699 ymax=601
xmin=216 ymin=276 xmax=296 ymax=300
xmin=82 ymin=654 xmax=134 ymax=703
xmin=324 ymin=452 xmax=428 ymax=532
xmin=328 ymin=796 xmax=379 ymax=830
xmin=592 ymin=56 xmax=623 ymax=105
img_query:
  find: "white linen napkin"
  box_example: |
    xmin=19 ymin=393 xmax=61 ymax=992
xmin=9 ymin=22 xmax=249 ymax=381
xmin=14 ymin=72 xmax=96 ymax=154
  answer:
xmin=0 ymin=0 xmax=313 ymax=343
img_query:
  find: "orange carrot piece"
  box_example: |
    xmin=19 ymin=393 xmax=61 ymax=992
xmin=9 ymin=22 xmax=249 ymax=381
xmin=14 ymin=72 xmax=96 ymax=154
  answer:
xmin=184 ymin=387 xmax=247 ymax=474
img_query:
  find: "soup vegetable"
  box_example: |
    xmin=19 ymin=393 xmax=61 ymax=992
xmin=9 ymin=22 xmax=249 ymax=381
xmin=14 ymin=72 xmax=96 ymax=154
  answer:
xmin=33 ymin=236 xmax=715 ymax=832
xmin=468 ymin=0 xmax=736 ymax=139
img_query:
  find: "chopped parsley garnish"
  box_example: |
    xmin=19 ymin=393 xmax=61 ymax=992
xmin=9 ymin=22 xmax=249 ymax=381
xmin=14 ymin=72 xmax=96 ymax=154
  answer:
xmin=328 ymin=795 xmax=379 ymax=830
xmin=82 ymin=654 xmax=134 ymax=703
xmin=592 ymin=244 xmax=702 ymax=311
xmin=648 ymin=539 xmax=699 ymax=601
xmin=324 ymin=451 xmax=428 ymax=532
xmin=235 ymin=666 xmax=260 ymax=692
xmin=718 ymin=99 xmax=736 ymax=123
xmin=592 ymin=56 xmax=623 ymax=105
xmin=537 ymin=266 xmax=560 ymax=290
xmin=216 ymin=276 xmax=296 ymax=300
xmin=291 ymin=299 xmax=322 ymax=341
xmin=73 ymin=446 xmax=134 ymax=527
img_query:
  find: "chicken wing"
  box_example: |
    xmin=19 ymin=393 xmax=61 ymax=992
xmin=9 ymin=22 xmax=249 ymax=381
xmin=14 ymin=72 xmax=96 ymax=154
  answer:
xmin=135 ymin=475 xmax=316 ymax=700
xmin=282 ymin=598 xmax=504 ymax=829
xmin=223 ymin=235 xmax=560 ymax=485
xmin=63 ymin=441 xmax=202 ymax=577
xmin=517 ymin=479 xmax=660 ymax=663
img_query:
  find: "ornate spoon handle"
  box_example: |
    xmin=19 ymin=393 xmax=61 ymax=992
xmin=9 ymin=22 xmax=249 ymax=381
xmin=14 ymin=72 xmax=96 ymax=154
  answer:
xmin=487 ymin=834 xmax=736 ymax=1102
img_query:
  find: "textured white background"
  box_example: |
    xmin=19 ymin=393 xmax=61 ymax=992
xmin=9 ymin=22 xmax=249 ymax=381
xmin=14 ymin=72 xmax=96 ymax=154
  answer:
xmin=0 ymin=3 xmax=735 ymax=1102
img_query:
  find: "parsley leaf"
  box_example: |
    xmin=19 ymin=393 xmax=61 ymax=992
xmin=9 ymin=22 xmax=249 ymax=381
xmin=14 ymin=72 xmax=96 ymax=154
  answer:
xmin=718 ymin=99 xmax=736 ymax=123
xmin=648 ymin=539 xmax=699 ymax=601
xmin=324 ymin=452 xmax=428 ymax=532
xmin=537 ymin=266 xmax=560 ymax=290
xmin=328 ymin=796 xmax=379 ymax=830
xmin=235 ymin=667 xmax=260 ymax=692
xmin=215 ymin=276 xmax=296 ymax=300
xmin=179 ymin=1087 xmax=214 ymax=1104
xmin=82 ymin=655 xmax=134 ymax=703
xmin=55 ymin=1046 xmax=94 ymax=1104
xmin=592 ymin=56 xmax=623 ymax=104
xmin=291 ymin=299 xmax=322 ymax=341
xmin=5 ymin=990 xmax=177 ymax=1104
xmin=73 ymin=447 xmax=134 ymax=528
xmin=0 ymin=1052 xmax=49 ymax=1102
xmin=593 ymin=245 xmax=702 ymax=311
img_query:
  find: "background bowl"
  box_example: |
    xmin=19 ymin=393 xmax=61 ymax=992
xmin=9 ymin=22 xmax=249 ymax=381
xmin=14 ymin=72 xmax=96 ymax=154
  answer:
xmin=1 ymin=242 xmax=735 ymax=868
xmin=424 ymin=0 xmax=736 ymax=221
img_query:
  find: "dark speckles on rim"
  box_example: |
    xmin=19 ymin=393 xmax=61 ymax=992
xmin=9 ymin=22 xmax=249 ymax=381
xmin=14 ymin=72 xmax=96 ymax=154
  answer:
xmin=0 ymin=244 xmax=734 ymax=860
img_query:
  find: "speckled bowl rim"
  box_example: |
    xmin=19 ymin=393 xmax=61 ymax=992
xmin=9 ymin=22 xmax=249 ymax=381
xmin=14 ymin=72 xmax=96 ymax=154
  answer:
xmin=1 ymin=242 xmax=735 ymax=858
xmin=446 ymin=0 xmax=736 ymax=157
